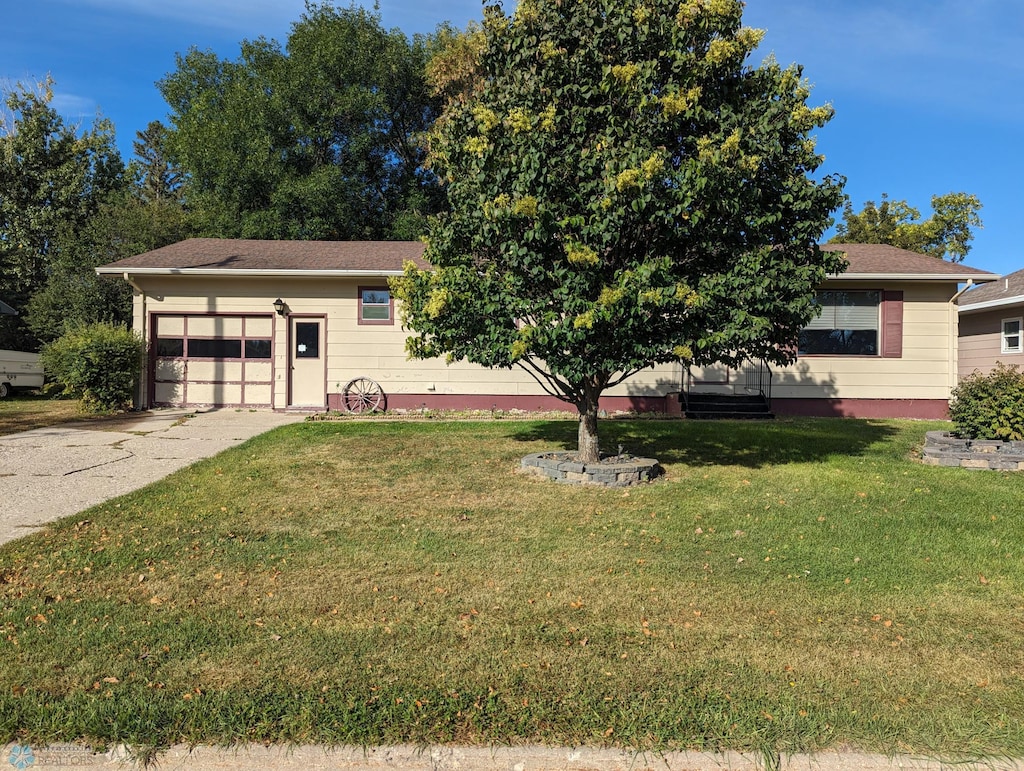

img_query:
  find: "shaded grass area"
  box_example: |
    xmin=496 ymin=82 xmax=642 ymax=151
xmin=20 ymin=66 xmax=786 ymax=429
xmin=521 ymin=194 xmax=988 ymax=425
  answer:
xmin=0 ymin=393 xmax=115 ymax=436
xmin=1 ymin=418 xmax=1022 ymax=759
xmin=0 ymin=393 xmax=130 ymax=436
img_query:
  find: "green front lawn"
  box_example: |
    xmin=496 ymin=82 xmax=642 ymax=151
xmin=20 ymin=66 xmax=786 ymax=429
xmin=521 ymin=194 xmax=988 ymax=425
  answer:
xmin=1 ymin=418 xmax=1021 ymax=759
xmin=0 ymin=394 xmax=86 ymax=436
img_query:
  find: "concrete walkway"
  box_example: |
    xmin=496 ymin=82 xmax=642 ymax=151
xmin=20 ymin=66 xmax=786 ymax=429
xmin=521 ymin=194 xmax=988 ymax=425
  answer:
xmin=8 ymin=742 xmax=1023 ymax=770
xmin=0 ymin=408 xmax=305 ymax=545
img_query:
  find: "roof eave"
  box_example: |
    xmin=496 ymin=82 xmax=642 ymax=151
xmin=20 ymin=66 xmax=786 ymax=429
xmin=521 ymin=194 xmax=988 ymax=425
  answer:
xmin=95 ymin=267 xmax=407 ymax=278
xmin=826 ymin=272 xmax=1000 ymax=282
xmin=959 ymin=295 xmax=1024 ymax=314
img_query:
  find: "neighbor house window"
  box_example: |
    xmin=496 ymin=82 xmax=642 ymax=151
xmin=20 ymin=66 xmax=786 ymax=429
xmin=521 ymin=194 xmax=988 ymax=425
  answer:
xmin=1002 ymin=317 xmax=1023 ymax=354
xmin=359 ymin=286 xmax=393 ymax=325
xmin=798 ymin=290 xmax=881 ymax=356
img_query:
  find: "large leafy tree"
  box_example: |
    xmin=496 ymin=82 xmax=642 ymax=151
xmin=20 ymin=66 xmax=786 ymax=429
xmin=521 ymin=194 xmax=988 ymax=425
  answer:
xmin=159 ymin=2 xmax=444 ymax=240
xmin=130 ymin=120 xmax=183 ymax=204
xmin=394 ymin=0 xmax=845 ymax=462
xmin=831 ymin=192 xmax=983 ymax=262
xmin=19 ymin=118 xmax=189 ymax=345
xmin=23 ymin=191 xmax=190 ymax=344
xmin=0 ymin=79 xmax=125 ymax=349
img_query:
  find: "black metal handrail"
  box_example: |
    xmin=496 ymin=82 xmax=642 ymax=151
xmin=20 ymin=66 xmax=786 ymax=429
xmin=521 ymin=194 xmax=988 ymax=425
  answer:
xmin=680 ymin=365 xmax=693 ymax=413
xmin=739 ymin=358 xmax=773 ymax=408
xmin=682 ymin=358 xmax=773 ymax=410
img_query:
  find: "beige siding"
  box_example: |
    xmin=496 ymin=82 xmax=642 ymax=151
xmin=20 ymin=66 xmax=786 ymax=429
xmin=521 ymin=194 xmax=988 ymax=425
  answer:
xmin=774 ymin=281 xmax=958 ymax=401
xmin=129 ymin=274 xmax=958 ymax=408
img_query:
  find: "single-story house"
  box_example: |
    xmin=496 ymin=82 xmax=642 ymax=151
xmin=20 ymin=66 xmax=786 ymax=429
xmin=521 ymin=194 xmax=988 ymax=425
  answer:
xmin=957 ymin=267 xmax=1024 ymax=379
xmin=96 ymin=239 xmax=997 ymax=418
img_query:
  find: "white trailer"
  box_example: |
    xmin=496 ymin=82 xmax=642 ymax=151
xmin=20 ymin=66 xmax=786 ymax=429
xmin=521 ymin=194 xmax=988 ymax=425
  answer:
xmin=0 ymin=350 xmax=44 ymax=397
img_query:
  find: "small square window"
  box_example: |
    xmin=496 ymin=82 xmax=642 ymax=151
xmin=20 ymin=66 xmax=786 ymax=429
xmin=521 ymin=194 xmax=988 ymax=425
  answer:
xmin=1002 ymin=318 xmax=1022 ymax=354
xmin=359 ymin=287 xmax=393 ymax=324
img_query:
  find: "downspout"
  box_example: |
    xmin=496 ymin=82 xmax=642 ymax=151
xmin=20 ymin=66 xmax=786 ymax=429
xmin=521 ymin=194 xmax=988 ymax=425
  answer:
xmin=948 ymin=279 xmax=975 ymax=395
xmin=123 ymin=272 xmax=148 ymax=409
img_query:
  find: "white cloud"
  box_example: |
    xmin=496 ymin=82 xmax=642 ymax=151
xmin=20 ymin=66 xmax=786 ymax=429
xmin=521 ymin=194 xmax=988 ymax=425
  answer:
xmin=747 ymin=1 xmax=1024 ymax=119
xmin=50 ymin=92 xmax=98 ymax=120
xmin=67 ymin=0 xmax=306 ymax=36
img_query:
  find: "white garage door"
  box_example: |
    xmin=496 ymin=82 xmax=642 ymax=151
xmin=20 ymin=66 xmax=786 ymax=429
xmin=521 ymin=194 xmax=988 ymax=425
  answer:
xmin=152 ymin=314 xmax=274 ymax=407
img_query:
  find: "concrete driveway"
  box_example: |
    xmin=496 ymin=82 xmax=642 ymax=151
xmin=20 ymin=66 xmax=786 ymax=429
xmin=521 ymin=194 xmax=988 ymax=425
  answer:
xmin=0 ymin=408 xmax=306 ymax=546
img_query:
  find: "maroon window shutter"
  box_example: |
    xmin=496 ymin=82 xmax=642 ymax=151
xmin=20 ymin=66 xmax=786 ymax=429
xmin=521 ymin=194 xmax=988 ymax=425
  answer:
xmin=882 ymin=291 xmax=903 ymax=358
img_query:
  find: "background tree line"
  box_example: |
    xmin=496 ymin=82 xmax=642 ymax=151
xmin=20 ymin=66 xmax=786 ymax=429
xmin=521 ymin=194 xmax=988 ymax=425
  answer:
xmin=0 ymin=3 xmax=443 ymax=350
xmin=0 ymin=1 xmax=983 ymax=353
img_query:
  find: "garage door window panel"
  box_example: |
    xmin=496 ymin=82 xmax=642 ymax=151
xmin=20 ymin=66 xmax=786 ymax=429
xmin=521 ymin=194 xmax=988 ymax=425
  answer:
xmin=188 ymin=338 xmax=242 ymax=359
xmin=156 ymin=338 xmax=184 ymax=357
xmin=245 ymin=339 xmax=272 ymax=359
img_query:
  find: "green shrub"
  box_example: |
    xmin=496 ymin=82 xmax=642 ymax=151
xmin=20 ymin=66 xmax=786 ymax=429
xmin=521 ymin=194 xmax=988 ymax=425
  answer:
xmin=40 ymin=323 xmax=144 ymax=413
xmin=949 ymin=362 xmax=1024 ymax=440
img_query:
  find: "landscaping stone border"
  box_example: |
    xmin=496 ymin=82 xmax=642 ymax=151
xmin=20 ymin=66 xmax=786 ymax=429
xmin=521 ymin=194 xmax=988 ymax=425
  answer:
xmin=921 ymin=431 xmax=1024 ymax=470
xmin=520 ymin=452 xmax=662 ymax=486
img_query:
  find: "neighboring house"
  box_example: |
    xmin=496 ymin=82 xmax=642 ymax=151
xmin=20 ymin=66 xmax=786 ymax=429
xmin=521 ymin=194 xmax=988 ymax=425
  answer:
xmin=0 ymin=300 xmax=17 ymax=316
xmin=96 ymin=239 xmax=997 ymax=418
xmin=957 ymin=267 xmax=1024 ymax=379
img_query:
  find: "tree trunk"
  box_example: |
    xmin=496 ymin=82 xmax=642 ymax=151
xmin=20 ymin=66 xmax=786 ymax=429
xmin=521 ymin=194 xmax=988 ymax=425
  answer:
xmin=577 ymin=397 xmax=600 ymax=464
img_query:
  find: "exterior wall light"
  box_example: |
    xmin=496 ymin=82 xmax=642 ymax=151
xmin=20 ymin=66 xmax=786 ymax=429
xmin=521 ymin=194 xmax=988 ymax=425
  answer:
xmin=273 ymin=298 xmax=286 ymax=316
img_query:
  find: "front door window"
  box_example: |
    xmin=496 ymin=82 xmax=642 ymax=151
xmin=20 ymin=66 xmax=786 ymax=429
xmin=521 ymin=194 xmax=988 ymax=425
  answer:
xmin=295 ymin=322 xmax=320 ymax=358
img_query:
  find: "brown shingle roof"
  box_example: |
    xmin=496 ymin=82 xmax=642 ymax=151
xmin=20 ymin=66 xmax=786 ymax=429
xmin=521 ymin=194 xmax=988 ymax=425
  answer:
xmin=821 ymin=243 xmax=997 ymax=279
xmin=96 ymin=238 xmax=428 ymax=273
xmin=958 ymin=267 xmax=1024 ymax=308
xmin=98 ymin=238 xmax=997 ymax=282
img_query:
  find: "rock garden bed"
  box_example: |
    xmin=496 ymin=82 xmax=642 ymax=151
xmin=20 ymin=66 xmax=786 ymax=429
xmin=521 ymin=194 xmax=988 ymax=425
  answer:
xmin=921 ymin=431 xmax=1024 ymax=470
xmin=520 ymin=451 xmax=662 ymax=486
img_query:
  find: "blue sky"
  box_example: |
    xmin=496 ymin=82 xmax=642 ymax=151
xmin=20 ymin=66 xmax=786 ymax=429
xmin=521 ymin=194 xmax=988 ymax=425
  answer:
xmin=2 ymin=0 xmax=1022 ymax=275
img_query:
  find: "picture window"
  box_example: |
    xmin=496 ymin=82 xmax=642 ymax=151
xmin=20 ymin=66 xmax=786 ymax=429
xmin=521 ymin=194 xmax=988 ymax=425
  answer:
xmin=798 ymin=290 xmax=880 ymax=356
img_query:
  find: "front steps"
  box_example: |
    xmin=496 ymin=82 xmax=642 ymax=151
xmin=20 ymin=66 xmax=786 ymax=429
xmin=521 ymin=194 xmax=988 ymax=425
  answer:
xmin=682 ymin=392 xmax=774 ymax=420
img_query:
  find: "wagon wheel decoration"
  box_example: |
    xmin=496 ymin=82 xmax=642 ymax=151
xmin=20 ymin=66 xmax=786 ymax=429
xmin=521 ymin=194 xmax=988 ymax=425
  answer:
xmin=342 ymin=377 xmax=387 ymax=414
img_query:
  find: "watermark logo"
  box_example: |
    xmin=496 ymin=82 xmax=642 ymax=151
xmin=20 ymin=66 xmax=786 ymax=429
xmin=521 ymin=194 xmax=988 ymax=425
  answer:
xmin=6 ymin=744 xmax=104 ymax=767
xmin=6 ymin=745 xmax=33 ymax=769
